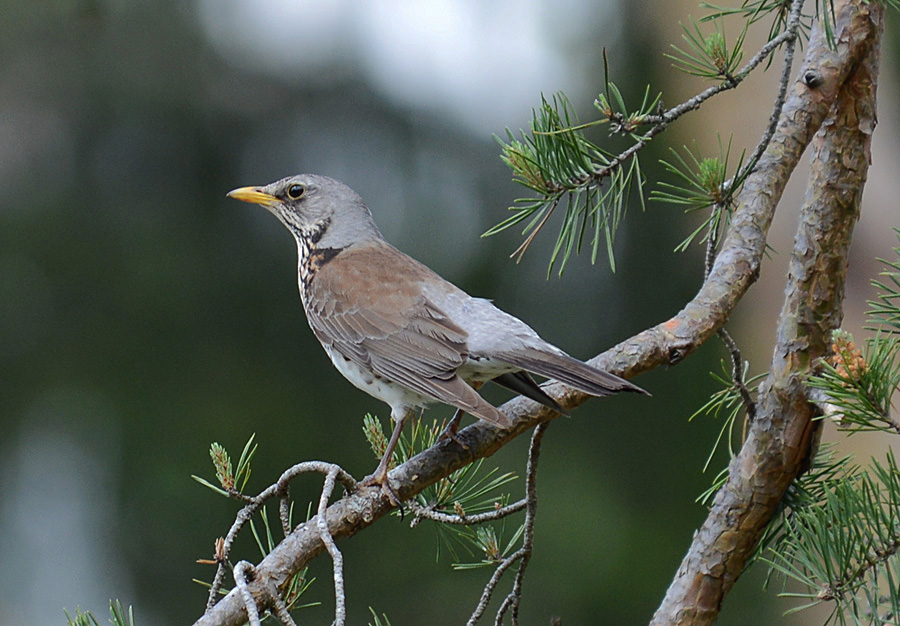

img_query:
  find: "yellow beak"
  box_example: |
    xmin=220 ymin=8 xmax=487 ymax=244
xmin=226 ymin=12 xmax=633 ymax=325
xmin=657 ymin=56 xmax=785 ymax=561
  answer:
xmin=226 ymin=187 xmax=279 ymax=207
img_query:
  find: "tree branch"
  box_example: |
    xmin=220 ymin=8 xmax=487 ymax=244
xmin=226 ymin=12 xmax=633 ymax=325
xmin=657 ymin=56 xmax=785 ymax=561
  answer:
xmin=650 ymin=1 xmax=884 ymax=623
xmin=191 ymin=2 xmax=883 ymax=625
xmin=568 ymin=0 xmax=804 ymax=194
xmin=579 ymin=0 xmax=875 ymax=391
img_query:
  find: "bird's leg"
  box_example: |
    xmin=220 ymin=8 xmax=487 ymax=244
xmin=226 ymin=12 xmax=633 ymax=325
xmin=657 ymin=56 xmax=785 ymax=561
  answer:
xmin=437 ymin=381 xmax=484 ymax=451
xmin=437 ymin=408 xmax=467 ymax=448
xmin=438 ymin=409 xmax=477 ymax=467
xmin=360 ymin=408 xmax=410 ymax=506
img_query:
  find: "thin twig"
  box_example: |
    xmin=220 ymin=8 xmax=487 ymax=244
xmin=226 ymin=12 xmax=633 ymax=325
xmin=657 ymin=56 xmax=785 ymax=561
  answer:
xmin=497 ymin=422 xmax=547 ymax=625
xmin=718 ymin=328 xmax=757 ymax=421
xmin=564 ymin=1 xmax=803 ymax=195
xmin=698 ymin=0 xmax=804 ymax=427
xmin=467 ymin=423 xmax=549 ymax=626
xmin=279 ymin=492 xmax=291 ymax=538
xmin=466 ymin=551 xmax=524 ymax=626
xmin=407 ymin=498 xmax=527 ymax=525
xmin=269 ymin=596 xmax=299 ymax=626
xmin=702 ymin=207 xmax=724 ymax=281
xmin=703 ymin=0 xmax=801 ymax=268
xmin=233 ymin=562 xmax=262 ymax=626
xmin=704 ymin=0 xmax=803 ymax=276
xmin=205 ymin=461 xmax=356 ymax=610
xmin=704 ymin=205 xmax=756 ymax=421
xmin=317 ymin=466 xmax=346 ymax=626
xmin=740 ymin=0 xmax=805 ymax=178
xmin=206 ymin=507 xmax=257 ymax=610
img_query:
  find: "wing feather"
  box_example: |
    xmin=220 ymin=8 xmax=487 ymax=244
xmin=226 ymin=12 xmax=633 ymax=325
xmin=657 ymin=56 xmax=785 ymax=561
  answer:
xmin=306 ymin=241 xmax=511 ymax=427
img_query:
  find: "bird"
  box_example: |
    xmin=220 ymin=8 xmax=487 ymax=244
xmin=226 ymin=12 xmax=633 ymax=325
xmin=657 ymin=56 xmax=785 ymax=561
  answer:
xmin=227 ymin=174 xmax=647 ymax=500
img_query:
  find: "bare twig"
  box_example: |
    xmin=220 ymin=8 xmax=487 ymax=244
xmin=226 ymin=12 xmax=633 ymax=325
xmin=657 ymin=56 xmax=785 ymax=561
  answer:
xmin=279 ymin=493 xmax=291 ymax=538
xmin=206 ymin=507 xmax=256 ymax=610
xmin=703 ymin=219 xmax=721 ymax=280
xmin=556 ymin=0 xmax=804 ymax=196
xmin=704 ymin=218 xmax=757 ymax=422
xmin=741 ymin=0 xmax=805 ymax=177
xmin=464 ymin=551 xmax=522 ymax=626
xmin=233 ymin=562 xmax=262 ymax=626
xmin=205 ymin=461 xmax=356 ymax=610
xmin=496 ymin=422 xmax=546 ymax=625
xmin=466 ymin=422 xmax=549 ymax=626
xmin=717 ymin=328 xmax=757 ymax=421
xmin=701 ymin=0 xmax=805 ymax=426
xmin=407 ymin=498 xmax=527 ymax=526
xmin=316 ymin=467 xmax=346 ymax=626
xmin=269 ymin=596 xmax=299 ymax=626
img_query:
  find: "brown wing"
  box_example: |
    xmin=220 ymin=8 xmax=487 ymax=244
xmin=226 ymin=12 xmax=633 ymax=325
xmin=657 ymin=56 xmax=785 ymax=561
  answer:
xmin=305 ymin=240 xmax=512 ymax=427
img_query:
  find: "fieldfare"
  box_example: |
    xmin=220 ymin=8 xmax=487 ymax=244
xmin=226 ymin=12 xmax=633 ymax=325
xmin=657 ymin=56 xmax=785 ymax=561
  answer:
xmin=228 ymin=174 xmax=646 ymax=499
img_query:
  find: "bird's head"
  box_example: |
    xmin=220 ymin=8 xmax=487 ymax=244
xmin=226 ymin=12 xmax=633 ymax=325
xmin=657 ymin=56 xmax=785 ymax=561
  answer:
xmin=227 ymin=174 xmax=381 ymax=248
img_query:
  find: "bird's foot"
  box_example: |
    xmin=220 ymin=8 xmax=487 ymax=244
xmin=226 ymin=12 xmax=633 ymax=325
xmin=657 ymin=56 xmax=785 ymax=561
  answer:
xmin=437 ymin=409 xmax=467 ymax=449
xmin=437 ymin=409 xmax=478 ymax=465
xmin=358 ymin=409 xmax=408 ymax=508
xmin=359 ymin=469 xmax=402 ymax=508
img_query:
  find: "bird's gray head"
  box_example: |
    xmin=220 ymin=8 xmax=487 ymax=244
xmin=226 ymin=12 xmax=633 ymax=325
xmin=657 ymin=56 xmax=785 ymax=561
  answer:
xmin=227 ymin=174 xmax=382 ymax=249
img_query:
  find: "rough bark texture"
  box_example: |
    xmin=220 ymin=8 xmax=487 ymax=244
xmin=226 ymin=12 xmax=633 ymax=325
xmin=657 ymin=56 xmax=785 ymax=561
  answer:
xmin=650 ymin=1 xmax=883 ymax=623
xmin=192 ymin=2 xmax=884 ymax=624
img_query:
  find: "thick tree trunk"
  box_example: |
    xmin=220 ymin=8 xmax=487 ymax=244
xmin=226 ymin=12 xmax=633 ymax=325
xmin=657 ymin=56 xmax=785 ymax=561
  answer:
xmin=650 ymin=2 xmax=883 ymax=623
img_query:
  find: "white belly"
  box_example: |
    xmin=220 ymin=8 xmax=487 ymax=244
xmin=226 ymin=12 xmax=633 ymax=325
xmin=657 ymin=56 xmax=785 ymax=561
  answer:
xmin=322 ymin=345 xmax=428 ymax=417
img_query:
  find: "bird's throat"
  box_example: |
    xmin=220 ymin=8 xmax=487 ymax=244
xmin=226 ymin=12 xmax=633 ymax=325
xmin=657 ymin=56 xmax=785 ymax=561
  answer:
xmin=296 ymin=220 xmax=344 ymax=302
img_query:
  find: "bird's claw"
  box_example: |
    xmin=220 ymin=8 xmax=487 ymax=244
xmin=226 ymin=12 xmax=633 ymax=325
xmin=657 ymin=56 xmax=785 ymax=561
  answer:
xmin=359 ymin=472 xmax=402 ymax=508
xmin=437 ymin=409 xmax=468 ymax=449
xmin=437 ymin=422 xmax=468 ymax=450
xmin=437 ymin=409 xmax=477 ymax=465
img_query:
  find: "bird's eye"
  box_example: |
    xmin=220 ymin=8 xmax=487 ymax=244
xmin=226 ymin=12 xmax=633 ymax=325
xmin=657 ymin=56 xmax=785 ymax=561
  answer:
xmin=287 ymin=184 xmax=306 ymax=200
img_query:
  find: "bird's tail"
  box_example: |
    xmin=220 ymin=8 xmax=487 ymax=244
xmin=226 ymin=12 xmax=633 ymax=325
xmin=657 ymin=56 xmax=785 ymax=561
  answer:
xmin=492 ymin=371 xmax=568 ymax=414
xmin=496 ymin=347 xmax=648 ymax=397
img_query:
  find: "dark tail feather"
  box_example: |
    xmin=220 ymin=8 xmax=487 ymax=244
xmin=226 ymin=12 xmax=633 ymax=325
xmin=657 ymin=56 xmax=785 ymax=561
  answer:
xmin=496 ymin=349 xmax=649 ymax=397
xmin=492 ymin=371 xmax=569 ymax=415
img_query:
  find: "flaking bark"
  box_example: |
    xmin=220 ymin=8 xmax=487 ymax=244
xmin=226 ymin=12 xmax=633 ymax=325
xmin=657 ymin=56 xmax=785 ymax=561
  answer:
xmin=651 ymin=1 xmax=883 ymax=623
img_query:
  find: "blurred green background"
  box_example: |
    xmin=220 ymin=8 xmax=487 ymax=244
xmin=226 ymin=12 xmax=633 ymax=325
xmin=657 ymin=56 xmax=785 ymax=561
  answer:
xmin=2 ymin=2 xmax=898 ymax=625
